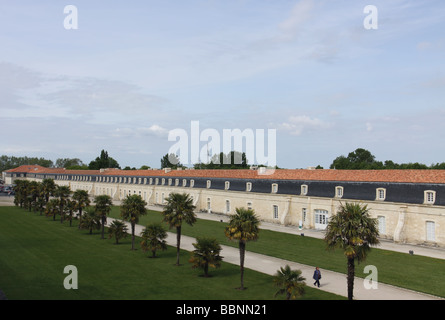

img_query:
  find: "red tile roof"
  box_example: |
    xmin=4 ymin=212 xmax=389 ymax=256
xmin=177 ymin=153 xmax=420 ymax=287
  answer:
xmin=6 ymin=165 xmax=445 ymax=184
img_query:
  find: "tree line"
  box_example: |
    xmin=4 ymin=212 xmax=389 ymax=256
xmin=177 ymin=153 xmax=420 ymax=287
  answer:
xmin=329 ymin=148 xmax=445 ymax=170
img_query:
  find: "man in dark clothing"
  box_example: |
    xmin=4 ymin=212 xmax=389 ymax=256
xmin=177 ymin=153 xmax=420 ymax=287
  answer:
xmin=313 ymin=267 xmax=321 ymax=287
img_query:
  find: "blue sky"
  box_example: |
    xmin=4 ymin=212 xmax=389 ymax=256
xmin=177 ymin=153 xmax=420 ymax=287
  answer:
xmin=1 ymin=0 xmax=444 ymax=169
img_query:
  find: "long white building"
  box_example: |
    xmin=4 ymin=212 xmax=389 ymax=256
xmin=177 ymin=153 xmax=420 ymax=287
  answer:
xmin=3 ymin=165 xmax=445 ymax=247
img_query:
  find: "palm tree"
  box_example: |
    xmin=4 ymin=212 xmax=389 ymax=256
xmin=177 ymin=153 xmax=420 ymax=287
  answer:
xmin=94 ymin=195 xmax=113 ymax=239
xmin=273 ymin=265 xmax=306 ymax=300
xmin=54 ymin=185 xmax=71 ymax=223
xmin=80 ymin=207 xmax=101 ymax=234
xmin=189 ymin=237 xmax=223 ymax=277
xmin=121 ymin=194 xmax=148 ymax=250
xmin=140 ymin=223 xmax=168 ymax=258
xmin=45 ymin=198 xmax=60 ymax=220
xmin=324 ymin=202 xmax=380 ymax=300
xmin=72 ymin=190 xmax=91 ymax=229
xmin=225 ymin=207 xmax=260 ymax=290
xmin=108 ymin=220 xmax=128 ymax=244
xmin=162 ymin=193 xmax=196 ymax=266
xmin=65 ymin=199 xmax=77 ymax=227
xmin=41 ymin=178 xmax=56 ymax=204
xmin=27 ymin=181 xmax=40 ymax=212
xmin=13 ymin=179 xmax=30 ymax=208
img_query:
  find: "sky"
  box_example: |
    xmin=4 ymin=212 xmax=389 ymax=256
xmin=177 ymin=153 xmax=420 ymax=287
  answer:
xmin=1 ymin=0 xmax=444 ymax=169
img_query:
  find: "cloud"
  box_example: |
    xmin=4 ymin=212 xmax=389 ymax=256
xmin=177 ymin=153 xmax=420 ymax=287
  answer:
xmin=278 ymin=115 xmax=332 ymax=136
xmin=278 ymin=0 xmax=314 ymax=40
xmin=112 ymin=124 xmax=169 ymax=139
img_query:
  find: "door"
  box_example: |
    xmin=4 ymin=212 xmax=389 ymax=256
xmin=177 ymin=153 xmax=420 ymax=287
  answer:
xmin=314 ymin=209 xmax=329 ymax=230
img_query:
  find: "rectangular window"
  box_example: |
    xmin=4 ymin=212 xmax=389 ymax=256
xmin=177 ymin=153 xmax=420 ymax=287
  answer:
xmin=271 ymin=183 xmax=278 ymax=193
xmin=335 ymin=186 xmax=344 ymax=198
xmin=376 ymin=188 xmax=386 ymax=201
xmin=302 ymin=208 xmax=307 ymax=223
xmin=425 ymin=191 xmax=436 ymax=204
xmin=273 ymin=205 xmax=279 ymax=219
xmin=377 ymin=216 xmax=386 ymax=235
xmin=426 ymin=221 xmax=435 ymax=241
xmin=225 ymin=200 xmax=231 ymax=214
xmin=247 ymin=202 xmax=253 ymax=210
xmin=301 ymin=185 xmax=308 ymax=195
xmin=246 ymin=182 xmax=252 ymax=192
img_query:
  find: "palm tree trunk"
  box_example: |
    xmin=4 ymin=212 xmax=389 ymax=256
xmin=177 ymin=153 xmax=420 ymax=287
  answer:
xmin=131 ymin=222 xmax=135 ymax=250
xmin=203 ymin=263 xmax=208 ymax=277
xmin=239 ymin=240 xmax=246 ymax=290
xmin=101 ymin=216 xmax=106 ymax=239
xmin=347 ymin=257 xmax=355 ymax=300
xmin=78 ymin=209 xmax=82 ymax=229
xmin=176 ymin=226 xmax=181 ymax=265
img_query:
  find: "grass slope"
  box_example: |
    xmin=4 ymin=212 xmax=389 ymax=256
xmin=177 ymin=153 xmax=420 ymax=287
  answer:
xmin=0 ymin=206 xmax=341 ymax=300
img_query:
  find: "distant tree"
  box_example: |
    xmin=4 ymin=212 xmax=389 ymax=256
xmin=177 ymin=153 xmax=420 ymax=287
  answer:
xmin=139 ymin=165 xmax=151 ymax=170
xmin=88 ymin=150 xmax=120 ymax=170
xmin=0 ymin=155 xmax=53 ymax=172
xmin=194 ymin=151 xmax=248 ymax=169
xmin=161 ymin=153 xmax=183 ymax=169
xmin=55 ymin=158 xmax=85 ymax=169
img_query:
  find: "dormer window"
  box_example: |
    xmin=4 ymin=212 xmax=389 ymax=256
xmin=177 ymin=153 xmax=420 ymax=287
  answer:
xmin=425 ymin=191 xmax=436 ymax=205
xmin=225 ymin=181 xmax=230 ymax=190
xmin=246 ymin=182 xmax=252 ymax=192
xmin=376 ymin=188 xmax=386 ymax=201
xmin=335 ymin=186 xmax=344 ymax=198
xmin=206 ymin=180 xmax=211 ymax=188
xmin=301 ymin=185 xmax=308 ymax=196
xmin=271 ymin=183 xmax=278 ymax=194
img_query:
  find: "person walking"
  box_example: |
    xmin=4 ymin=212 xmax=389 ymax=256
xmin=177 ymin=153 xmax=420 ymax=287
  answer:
xmin=313 ymin=267 xmax=321 ymax=287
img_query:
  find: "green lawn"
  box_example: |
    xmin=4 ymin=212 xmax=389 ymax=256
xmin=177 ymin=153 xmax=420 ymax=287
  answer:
xmin=108 ymin=206 xmax=445 ymax=298
xmin=0 ymin=206 xmax=342 ymax=300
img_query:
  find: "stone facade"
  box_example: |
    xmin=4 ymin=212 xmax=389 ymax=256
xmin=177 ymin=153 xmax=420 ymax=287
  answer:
xmin=4 ymin=165 xmax=445 ymax=247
